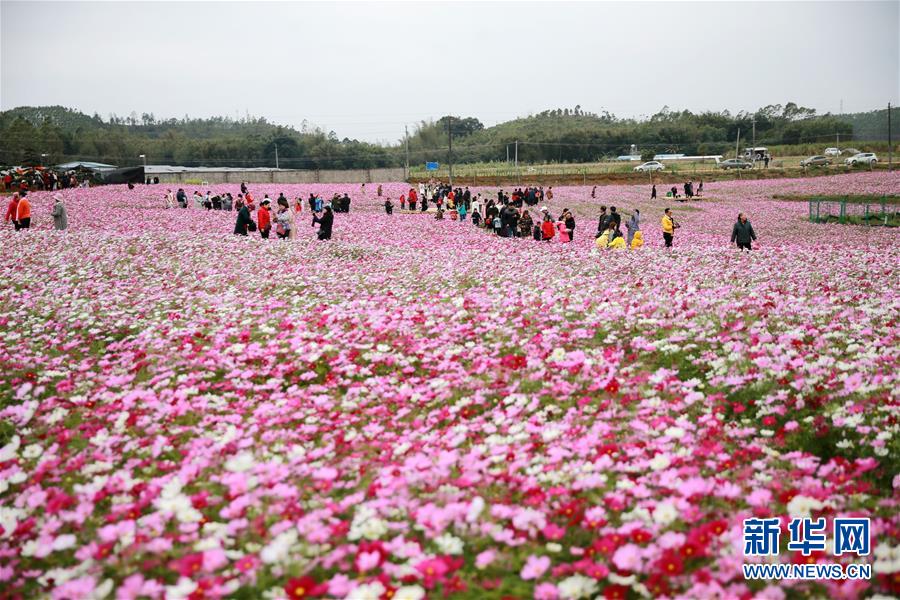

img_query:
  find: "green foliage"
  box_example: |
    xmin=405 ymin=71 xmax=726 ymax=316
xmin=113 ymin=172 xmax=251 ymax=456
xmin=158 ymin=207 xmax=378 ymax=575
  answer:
xmin=0 ymin=104 xmax=894 ymax=170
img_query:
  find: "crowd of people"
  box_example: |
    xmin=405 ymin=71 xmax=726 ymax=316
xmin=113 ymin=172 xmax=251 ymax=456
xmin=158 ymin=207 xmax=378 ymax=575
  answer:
xmin=4 ymin=191 xmax=68 ymax=231
xmin=649 ymin=180 xmax=703 ymax=201
xmin=222 ymin=186 xmax=337 ymax=241
xmin=3 ymin=178 xmax=758 ymax=250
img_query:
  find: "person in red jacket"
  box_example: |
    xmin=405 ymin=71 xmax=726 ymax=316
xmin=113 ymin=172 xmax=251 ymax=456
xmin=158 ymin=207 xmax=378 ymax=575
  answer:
xmin=5 ymin=192 xmax=20 ymax=230
xmin=257 ymin=199 xmax=271 ymax=238
xmin=16 ymin=193 xmax=32 ymax=230
xmin=540 ymin=209 xmax=555 ymax=242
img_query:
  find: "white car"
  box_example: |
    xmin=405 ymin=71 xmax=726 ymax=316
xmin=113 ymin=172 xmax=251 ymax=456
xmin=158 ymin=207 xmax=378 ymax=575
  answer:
xmin=824 ymin=147 xmax=841 ymax=157
xmin=633 ymin=161 xmax=664 ymax=172
xmin=844 ymin=152 xmax=878 ymax=166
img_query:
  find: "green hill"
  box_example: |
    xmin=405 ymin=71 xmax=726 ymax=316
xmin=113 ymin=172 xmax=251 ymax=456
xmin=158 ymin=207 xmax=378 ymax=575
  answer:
xmin=1 ymin=103 xmax=895 ymax=169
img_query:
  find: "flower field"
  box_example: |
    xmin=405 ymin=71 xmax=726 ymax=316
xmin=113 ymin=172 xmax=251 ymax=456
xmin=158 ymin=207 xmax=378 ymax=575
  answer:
xmin=1 ymin=171 xmax=899 ymax=599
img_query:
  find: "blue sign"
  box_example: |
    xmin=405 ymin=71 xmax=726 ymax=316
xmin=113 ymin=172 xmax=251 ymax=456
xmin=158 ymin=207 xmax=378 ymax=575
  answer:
xmin=425 ymin=162 xmax=439 ymax=171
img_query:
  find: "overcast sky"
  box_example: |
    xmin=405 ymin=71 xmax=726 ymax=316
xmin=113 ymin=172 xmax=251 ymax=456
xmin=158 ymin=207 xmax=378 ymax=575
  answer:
xmin=2 ymin=1 xmax=898 ymax=143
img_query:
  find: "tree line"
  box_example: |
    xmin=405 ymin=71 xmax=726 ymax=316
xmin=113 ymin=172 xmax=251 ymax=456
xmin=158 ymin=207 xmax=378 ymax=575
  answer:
xmin=0 ymin=103 xmax=895 ymax=169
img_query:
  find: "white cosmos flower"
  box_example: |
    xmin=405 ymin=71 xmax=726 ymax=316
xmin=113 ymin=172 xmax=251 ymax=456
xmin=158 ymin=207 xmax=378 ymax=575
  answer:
xmin=652 ymin=502 xmax=679 ymax=526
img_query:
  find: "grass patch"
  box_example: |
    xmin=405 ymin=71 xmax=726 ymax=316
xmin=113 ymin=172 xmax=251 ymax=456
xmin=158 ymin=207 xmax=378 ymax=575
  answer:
xmin=773 ymin=194 xmax=900 ymax=205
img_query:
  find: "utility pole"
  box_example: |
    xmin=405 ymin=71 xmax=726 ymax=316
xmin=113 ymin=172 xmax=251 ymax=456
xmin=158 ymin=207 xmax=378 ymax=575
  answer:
xmin=275 ymin=144 xmax=279 ymax=169
xmin=751 ymin=118 xmax=756 ymax=168
xmin=447 ymin=116 xmax=453 ymax=187
xmin=515 ymin=139 xmax=519 ymax=184
xmin=404 ymin=125 xmax=410 ymax=180
xmin=735 ymin=128 xmax=740 ymax=160
xmin=889 ymin=102 xmax=893 ymax=172
xmin=506 ymin=144 xmax=509 ymax=164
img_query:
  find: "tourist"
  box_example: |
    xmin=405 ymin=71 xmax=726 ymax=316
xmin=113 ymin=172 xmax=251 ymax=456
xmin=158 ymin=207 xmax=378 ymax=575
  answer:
xmin=275 ymin=199 xmax=293 ymax=239
xmin=697 ymin=180 xmax=704 ymax=197
xmin=5 ymin=192 xmax=20 ymax=230
xmin=257 ymin=200 xmax=272 ymax=239
xmin=204 ymin=191 xmax=213 ymax=210
xmin=609 ymin=206 xmax=621 ymax=231
xmin=556 ymin=215 xmax=571 ymax=243
xmin=662 ymin=208 xmax=677 ymax=247
xmin=51 ymin=194 xmax=68 ymax=231
xmin=591 ymin=186 xmax=597 ymax=199
xmin=212 ymin=194 xmax=222 ymax=210
xmin=164 ymin=189 xmax=174 ymax=209
xmin=651 ymin=184 xmax=657 ymax=200
xmin=631 ymin=230 xmax=644 ymax=249
xmin=541 ymin=211 xmax=556 ymax=241
xmin=457 ymin=201 xmax=467 ymax=222
xmin=15 ymin=192 xmax=31 ymax=229
xmin=235 ymin=195 xmax=245 ymax=212
xmin=223 ymin=193 xmax=234 ymax=211
xmin=176 ymin=188 xmax=187 ymax=208
xmin=595 ymin=227 xmax=610 ymax=250
xmin=384 ymin=198 xmax=393 ymax=215
xmin=595 ymin=206 xmax=610 ymax=237
xmin=562 ymin=209 xmax=576 ymax=241
xmin=731 ymin=213 xmax=757 ymax=250
xmin=192 ymin=191 xmax=203 ymax=209
xmin=233 ymin=201 xmax=252 ymax=236
xmin=313 ymin=205 xmax=333 ymax=240
xmin=294 ymin=197 xmax=303 ymax=215
xmin=518 ymin=209 xmax=533 ymax=237
xmin=377 ymin=184 xmax=382 ymax=197
xmin=400 ymin=194 xmax=406 ymax=211
xmin=240 ymin=181 xmax=248 ymax=195
xmin=625 ymin=209 xmax=641 ymax=246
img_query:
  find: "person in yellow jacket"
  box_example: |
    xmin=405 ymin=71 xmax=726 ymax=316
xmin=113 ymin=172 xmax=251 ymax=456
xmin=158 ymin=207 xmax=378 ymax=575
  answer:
xmin=595 ymin=229 xmax=610 ymax=250
xmin=631 ymin=230 xmax=644 ymax=249
xmin=608 ymin=236 xmax=626 ymax=250
xmin=661 ymin=208 xmax=676 ymax=248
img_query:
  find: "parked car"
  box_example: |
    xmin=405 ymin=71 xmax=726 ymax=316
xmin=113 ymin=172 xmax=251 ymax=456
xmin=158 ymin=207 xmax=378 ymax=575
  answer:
xmin=823 ymin=147 xmax=841 ymax=157
xmin=718 ymin=158 xmax=753 ymax=170
xmin=844 ymin=152 xmax=878 ymax=166
xmin=633 ymin=161 xmax=665 ymax=172
xmin=800 ymin=155 xmax=832 ymax=167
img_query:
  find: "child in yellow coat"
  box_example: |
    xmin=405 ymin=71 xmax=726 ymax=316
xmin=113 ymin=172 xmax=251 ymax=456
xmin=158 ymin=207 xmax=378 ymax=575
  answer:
xmin=608 ymin=236 xmax=626 ymax=250
xmin=631 ymin=230 xmax=644 ymax=249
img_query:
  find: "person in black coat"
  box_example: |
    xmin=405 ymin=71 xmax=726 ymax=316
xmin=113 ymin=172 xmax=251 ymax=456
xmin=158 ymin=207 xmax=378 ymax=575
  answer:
xmin=596 ymin=206 xmax=610 ymax=237
xmin=233 ymin=204 xmax=252 ymax=235
xmin=651 ymin=184 xmax=657 ymax=199
xmin=731 ymin=213 xmax=757 ymax=250
xmin=313 ymin=206 xmax=334 ymax=240
xmin=563 ymin=209 xmax=576 ymax=241
xmin=609 ymin=206 xmax=621 ymax=230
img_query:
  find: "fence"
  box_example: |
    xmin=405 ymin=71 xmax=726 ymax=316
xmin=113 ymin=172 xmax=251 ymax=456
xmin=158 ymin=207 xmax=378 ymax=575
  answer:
xmin=151 ymin=167 xmax=407 ymax=185
xmin=808 ymin=197 xmax=898 ymax=226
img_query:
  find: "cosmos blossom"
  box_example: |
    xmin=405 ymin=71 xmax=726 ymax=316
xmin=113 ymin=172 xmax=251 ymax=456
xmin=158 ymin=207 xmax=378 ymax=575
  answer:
xmin=0 ymin=171 xmax=897 ymax=598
